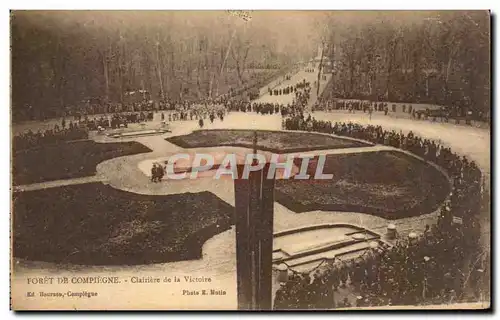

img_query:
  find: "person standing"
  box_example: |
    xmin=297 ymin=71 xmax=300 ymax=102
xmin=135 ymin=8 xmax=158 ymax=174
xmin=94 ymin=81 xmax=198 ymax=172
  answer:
xmin=158 ymin=164 xmax=164 ymax=182
xmin=151 ymin=164 xmax=157 ymax=182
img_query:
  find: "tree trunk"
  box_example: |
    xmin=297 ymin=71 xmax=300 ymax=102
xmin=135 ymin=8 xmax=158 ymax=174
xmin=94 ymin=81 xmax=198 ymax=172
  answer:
xmin=368 ymin=73 xmax=373 ymax=96
xmin=443 ymin=52 xmax=455 ymax=105
xmin=385 ymin=41 xmax=397 ymax=101
xmin=118 ymin=42 xmax=124 ymax=104
xmin=234 ymin=53 xmax=243 ymax=87
xmin=156 ymin=40 xmax=165 ymax=101
xmin=209 ymin=46 xmax=225 ymax=99
xmin=349 ymin=63 xmax=355 ymax=96
xmin=169 ymin=50 xmax=175 ymax=96
xmin=317 ymin=43 xmax=325 ymax=96
xmin=196 ymin=40 xmax=203 ymax=98
xmin=215 ymin=29 xmax=237 ymax=98
xmin=102 ymin=51 xmax=110 ymax=103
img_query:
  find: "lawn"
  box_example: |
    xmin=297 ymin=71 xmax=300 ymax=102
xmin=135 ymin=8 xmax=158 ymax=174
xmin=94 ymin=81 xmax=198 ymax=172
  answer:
xmin=12 ymin=183 xmax=234 ymax=265
xmin=166 ymin=129 xmax=370 ymax=153
xmin=12 ymin=140 xmax=152 ymax=185
xmin=275 ymin=150 xmax=450 ymax=219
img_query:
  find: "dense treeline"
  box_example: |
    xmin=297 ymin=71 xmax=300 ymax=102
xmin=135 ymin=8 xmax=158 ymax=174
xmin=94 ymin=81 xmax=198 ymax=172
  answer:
xmin=11 ymin=11 xmax=318 ymax=121
xmin=11 ymin=11 xmax=490 ymax=121
xmin=323 ymin=11 xmax=490 ymax=114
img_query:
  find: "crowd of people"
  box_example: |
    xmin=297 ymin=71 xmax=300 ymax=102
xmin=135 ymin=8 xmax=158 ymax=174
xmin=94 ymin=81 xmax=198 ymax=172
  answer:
xmin=13 ymin=122 xmax=88 ymax=152
xmin=268 ymin=86 xmax=296 ymax=96
xmin=65 ymin=99 xmax=156 ymax=120
xmin=163 ymin=99 xmax=308 ymax=128
xmin=267 ymin=79 xmax=311 ymax=98
xmin=221 ymin=68 xmax=295 ymax=102
xmin=161 ymin=78 xmax=313 ymax=125
xmin=313 ymin=98 xmax=484 ymax=124
xmin=15 ymin=74 xmax=314 ymax=151
xmin=163 ymin=103 xmax=227 ymax=123
xmin=83 ymin=111 xmax=155 ymax=130
xmin=274 ymin=222 xmax=488 ymax=309
xmin=313 ymin=99 xmax=389 ymax=114
xmin=274 ymin=115 xmax=488 ymax=309
xmin=21 ymin=66 xmax=294 ymax=122
xmin=14 ymin=110 xmax=157 ymax=151
xmin=69 ymin=110 xmax=155 ymax=127
xmin=14 ymin=64 xmax=489 ymax=307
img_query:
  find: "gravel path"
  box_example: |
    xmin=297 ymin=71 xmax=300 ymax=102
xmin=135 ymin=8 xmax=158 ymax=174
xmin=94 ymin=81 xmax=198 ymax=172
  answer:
xmin=11 ymin=64 xmax=489 ymax=310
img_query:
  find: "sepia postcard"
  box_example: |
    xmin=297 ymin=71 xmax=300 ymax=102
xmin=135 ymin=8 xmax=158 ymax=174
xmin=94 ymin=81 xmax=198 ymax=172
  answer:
xmin=10 ymin=10 xmax=491 ymax=311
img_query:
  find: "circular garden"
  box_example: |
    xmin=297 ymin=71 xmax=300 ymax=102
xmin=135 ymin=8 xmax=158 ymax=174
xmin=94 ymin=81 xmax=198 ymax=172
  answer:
xmin=13 ymin=129 xmax=450 ymax=265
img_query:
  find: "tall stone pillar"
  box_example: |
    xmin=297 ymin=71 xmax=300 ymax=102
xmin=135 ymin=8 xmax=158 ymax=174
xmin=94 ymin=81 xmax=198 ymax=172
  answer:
xmin=234 ymin=158 xmax=275 ymax=310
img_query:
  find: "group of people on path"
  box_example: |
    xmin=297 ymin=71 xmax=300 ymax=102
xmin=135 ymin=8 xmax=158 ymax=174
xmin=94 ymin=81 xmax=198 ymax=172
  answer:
xmin=151 ymin=163 xmax=165 ymax=183
xmin=273 ymin=219 xmax=487 ymax=309
xmin=14 ymin=121 xmax=88 ymax=152
xmin=275 ymin=115 xmax=487 ymax=309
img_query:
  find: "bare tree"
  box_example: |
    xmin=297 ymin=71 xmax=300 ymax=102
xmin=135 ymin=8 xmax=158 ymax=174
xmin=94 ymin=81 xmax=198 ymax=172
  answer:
xmin=230 ymin=29 xmax=253 ymax=86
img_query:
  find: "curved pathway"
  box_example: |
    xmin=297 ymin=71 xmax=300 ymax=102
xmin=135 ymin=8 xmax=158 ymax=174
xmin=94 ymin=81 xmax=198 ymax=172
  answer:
xmin=11 ymin=67 xmax=489 ymax=309
xmin=311 ymin=111 xmax=491 ymax=246
xmin=12 ymin=112 xmax=461 ymax=310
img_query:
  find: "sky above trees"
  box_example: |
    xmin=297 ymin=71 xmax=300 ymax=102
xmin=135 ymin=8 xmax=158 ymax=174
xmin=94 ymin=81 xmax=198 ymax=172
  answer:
xmin=11 ymin=10 xmax=490 ymax=117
